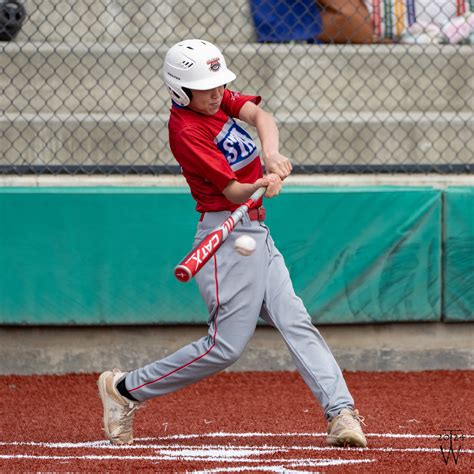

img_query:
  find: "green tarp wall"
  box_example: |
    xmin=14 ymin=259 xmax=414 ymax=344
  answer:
xmin=0 ymin=188 xmax=206 ymax=324
xmin=443 ymin=187 xmax=474 ymax=321
xmin=265 ymin=187 xmax=441 ymax=323
xmin=0 ymin=185 xmax=468 ymax=325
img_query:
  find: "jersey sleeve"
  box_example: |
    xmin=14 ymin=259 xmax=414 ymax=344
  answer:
xmin=220 ymin=89 xmax=262 ymax=118
xmin=170 ymin=125 xmax=236 ymax=192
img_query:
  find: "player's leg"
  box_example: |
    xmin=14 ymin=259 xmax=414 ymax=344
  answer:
xmin=259 ymin=232 xmax=367 ymax=447
xmin=99 ymin=215 xmax=268 ymax=444
xmin=121 ymin=214 xmax=268 ymax=401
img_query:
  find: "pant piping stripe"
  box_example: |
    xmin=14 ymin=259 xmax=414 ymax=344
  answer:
xmin=129 ymin=254 xmax=220 ymax=393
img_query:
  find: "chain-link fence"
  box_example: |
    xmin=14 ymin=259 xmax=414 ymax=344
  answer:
xmin=0 ymin=0 xmax=473 ymax=175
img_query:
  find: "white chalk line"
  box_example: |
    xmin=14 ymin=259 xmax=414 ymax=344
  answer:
xmin=0 ymin=454 xmax=376 ymax=470
xmin=0 ymin=445 xmax=472 ymax=455
xmin=1 ymin=430 xmax=472 ymax=451
xmin=191 ymin=459 xmax=375 ymax=474
xmin=1 ymin=431 xmax=471 ymax=468
xmin=0 ymin=441 xmax=472 ymax=456
xmin=2 ymin=431 xmax=471 ymax=450
xmin=139 ymin=432 xmax=474 ymax=440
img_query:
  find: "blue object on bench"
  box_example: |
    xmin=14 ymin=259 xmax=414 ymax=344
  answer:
xmin=250 ymin=0 xmax=322 ymax=42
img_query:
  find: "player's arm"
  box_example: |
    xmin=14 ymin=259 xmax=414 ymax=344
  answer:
xmin=238 ymin=101 xmax=293 ymax=180
xmin=223 ymin=174 xmax=282 ymax=203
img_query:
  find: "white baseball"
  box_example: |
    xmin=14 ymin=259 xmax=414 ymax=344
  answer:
xmin=234 ymin=234 xmax=256 ymax=256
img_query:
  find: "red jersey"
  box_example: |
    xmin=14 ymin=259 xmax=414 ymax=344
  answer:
xmin=168 ymin=89 xmax=263 ymax=212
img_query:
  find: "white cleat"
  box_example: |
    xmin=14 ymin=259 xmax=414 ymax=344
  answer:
xmin=97 ymin=368 xmax=142 ymax=445
xmin=326 ymin=408 xmax=367 ymax=448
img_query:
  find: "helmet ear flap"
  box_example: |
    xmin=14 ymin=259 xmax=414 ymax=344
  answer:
xmin=182 ymin=87 xmax=193 ymax=102
xmin=166 ymin=85 xmax=191 ymax=107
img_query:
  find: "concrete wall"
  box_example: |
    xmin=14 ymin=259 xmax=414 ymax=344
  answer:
xmin=1 ymin=323 xmax=472 ymax=374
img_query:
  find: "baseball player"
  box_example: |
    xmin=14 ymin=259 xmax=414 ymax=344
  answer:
xmin=98 ymin=39 xmax=367 ymax=448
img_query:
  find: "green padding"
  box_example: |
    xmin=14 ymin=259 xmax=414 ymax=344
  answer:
xmin=265 ymin=188 xmax=441 ymax=323
xmin=0 ymin=188 xmax=207 ymax=324
xmin=0 ymin=187 xmax=442 ymax=325
xmin=443 ymin=187 xmax=474 ymax=321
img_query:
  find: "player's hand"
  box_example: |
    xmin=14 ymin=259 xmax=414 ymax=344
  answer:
xmin=255 ymin=173 xmax=282 ymax=198
xmin=263 ymin=152 xmax=293 ymax=180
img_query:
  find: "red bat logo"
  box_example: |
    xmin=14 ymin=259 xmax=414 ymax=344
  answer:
xmin=184 ymin=232 xmax=221 ymax=267
xmin=174 ymin=230 xmax=223 ymax=282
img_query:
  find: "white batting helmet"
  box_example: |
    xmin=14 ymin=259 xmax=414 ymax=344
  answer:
xmin=163 ymin=39 xmax=236 ymax=106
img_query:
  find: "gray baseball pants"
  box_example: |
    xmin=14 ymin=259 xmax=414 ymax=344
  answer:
xmin=125 ymin=211 xmax=354 ymax=420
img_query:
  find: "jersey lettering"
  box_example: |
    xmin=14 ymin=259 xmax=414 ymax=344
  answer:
xmin=215 ymin=119 xmax=258 ymax=170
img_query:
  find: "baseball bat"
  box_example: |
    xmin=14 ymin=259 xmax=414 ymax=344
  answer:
xmin=174 ymin=187 xmax=266 ymax=282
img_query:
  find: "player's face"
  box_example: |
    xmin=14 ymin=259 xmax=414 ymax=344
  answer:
xmin=188 ymin=86 xmax=225 ymax=115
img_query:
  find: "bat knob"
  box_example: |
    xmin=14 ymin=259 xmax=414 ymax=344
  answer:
xmin=174 ymin=265 xmax=192 ymax=282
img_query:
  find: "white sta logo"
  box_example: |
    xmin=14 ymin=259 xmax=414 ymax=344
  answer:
xmin=222 ymin=128 xmax=256 ymax=164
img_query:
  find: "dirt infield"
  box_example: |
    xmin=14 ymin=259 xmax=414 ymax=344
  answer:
xmin=1 ymin=371 xmax=472 ymax=472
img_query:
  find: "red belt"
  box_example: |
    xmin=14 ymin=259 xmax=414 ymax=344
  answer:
xmin=200 ymin=207 xmax=266 ymax=222
xmin=248 ymin=206 xmax=266 ymax=221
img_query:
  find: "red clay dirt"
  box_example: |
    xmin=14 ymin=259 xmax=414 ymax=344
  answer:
xmin=0 ymin=370 xmax=472 ymax=472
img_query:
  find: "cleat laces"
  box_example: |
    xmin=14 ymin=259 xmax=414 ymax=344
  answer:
xmin=114 ymin=402 xmax=140 ymax=441
xmin=342 ymin=409 xmax=366 ymax=429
